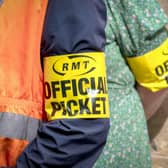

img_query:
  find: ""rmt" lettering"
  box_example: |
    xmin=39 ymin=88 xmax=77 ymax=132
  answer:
xmin=62 ymin=61 xmax=90 ymax=71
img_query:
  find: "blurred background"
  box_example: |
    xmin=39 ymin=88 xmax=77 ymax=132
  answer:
xmin=149 ymin=1 xmax=168 ymax=167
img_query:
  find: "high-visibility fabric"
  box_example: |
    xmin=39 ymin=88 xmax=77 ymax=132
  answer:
xmin=17 ymin=1 xmax=110 ymax=168
xmin=0 ymin=137 xmax=28 ymax=167
xmin=127 ymin=38 xmax=168 ymax=92
xmin=0 ymin=0 xmax=48 ymax=167
xmin=44 ymin=52 xmax=109 ymax=120
xmin=0 ymin=112 xmax=41 ymax=141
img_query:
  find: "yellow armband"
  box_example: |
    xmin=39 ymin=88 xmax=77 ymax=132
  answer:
xmin=127 ymin=39 xmax=168 ymax=92
xmin=44 ymin=52 xmax=109 ymax=120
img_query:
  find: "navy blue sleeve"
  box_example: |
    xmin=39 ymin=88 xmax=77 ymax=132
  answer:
xmin=16 ymin=1 xmax=109 ymax=168
xmin=41 ymin=0 xmax=106 ymax=55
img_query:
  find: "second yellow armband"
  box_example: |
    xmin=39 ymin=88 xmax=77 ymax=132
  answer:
xmin=127 ymin=38 xmax=168 ymax=92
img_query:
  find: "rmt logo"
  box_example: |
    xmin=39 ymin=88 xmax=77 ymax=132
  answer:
xmin=53 ymin=55 xmax=96 ymax=77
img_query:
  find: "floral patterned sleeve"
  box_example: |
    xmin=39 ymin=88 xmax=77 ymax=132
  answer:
xmin=94 ymin=0 xmax=168 ymax=168
xmin=108 ymin=0 xmax=168 ymax=56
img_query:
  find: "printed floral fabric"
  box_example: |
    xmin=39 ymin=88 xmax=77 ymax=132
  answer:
xmin=94 ymin=0 xmax=168 ymax=168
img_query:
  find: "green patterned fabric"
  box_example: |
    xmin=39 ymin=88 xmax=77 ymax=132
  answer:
xmin=94 ymin=0 xmax=168 ymax=168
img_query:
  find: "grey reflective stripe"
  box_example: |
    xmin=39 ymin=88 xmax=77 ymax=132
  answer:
xmin=0 ymin=112 xmax=41 ymax=141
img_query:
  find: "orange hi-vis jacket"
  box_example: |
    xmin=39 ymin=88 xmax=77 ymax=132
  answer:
xmin=0 ymin=1 xmax=110 ymax=167
xmin=0 ymin=0 xmax=48 ymax=166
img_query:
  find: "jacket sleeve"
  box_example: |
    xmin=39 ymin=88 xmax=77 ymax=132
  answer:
xmin=16 ymin=1 xmax=109 ymax=168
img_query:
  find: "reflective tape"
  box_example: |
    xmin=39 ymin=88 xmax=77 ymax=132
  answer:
xmin=0 ymin=112 xmax=41 ymax=141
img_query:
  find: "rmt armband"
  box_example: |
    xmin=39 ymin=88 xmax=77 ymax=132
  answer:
xmin=44 ymin=52 xmax=109 ymax=120
xmin=127 ymin=38 xmax=168 ymax=92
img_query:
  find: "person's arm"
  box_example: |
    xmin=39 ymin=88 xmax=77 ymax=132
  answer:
xmin=113 ymin=0 xmax=168 ymax=119
xmin=128 ymin=25 xmax=168 ymax=119
xmin=137 ymin=82 xmax=168 ymax=120
xmin=16 ymin=1 xmax=109 ymax=168
xmin=136 ymin=23 xmax=168 ymax=120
